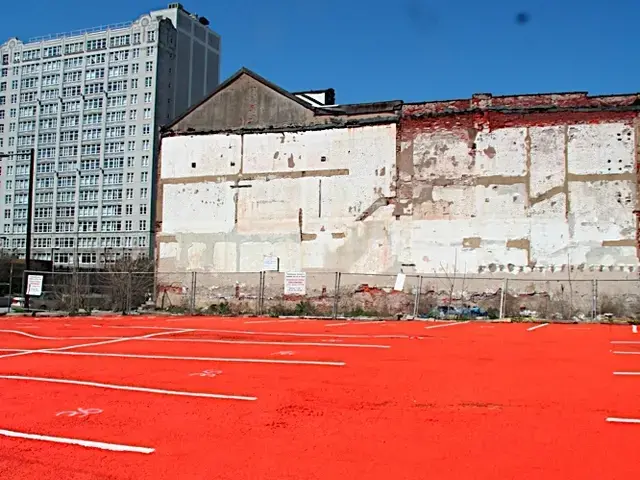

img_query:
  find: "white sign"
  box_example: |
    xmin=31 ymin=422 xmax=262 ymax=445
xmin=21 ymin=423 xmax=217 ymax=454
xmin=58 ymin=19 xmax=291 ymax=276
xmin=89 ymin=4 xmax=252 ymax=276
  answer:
xmin=26 ymin=274 xmax=44 ymax=296
xmin=263 ymin=256 xmax=279 ymax=271
xmin=284 ymin=272 xmax=306 ymax=296
xmin=393 ymin=273 xmax=406 ymax=292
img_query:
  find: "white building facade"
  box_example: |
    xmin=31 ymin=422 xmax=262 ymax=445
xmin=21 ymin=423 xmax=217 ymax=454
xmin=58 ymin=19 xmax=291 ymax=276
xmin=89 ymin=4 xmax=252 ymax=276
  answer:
xmin=0 ymin=3 xmax=220 ymax=266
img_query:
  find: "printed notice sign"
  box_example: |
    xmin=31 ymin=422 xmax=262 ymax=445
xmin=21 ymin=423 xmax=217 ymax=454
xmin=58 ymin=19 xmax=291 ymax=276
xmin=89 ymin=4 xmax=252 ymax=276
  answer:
xmin=26 ymin=274 xmax=44 ymax=296
xmin=263 ymin=256 xmax=279 ymax=272
xmin=284 ymin=272 xmax=306 ymax=295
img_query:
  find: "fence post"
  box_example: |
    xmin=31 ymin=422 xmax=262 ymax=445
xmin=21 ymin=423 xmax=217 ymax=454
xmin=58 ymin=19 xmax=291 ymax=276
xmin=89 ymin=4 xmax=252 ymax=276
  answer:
xmin=332 ymin=272 xmax=341 ymax=319
xmin=153 ymin=265 xmax=158 ymax=307
xmin=261 ymin=271 xmax=267 ymax=315
xmin=413 ymin=275 xmax=422 ymax=318
xmin=126 ymin=272 xmax=133 ymax=314
xmin=72 ymin=270 xmax=79 ymax=314
xmin=8 ymin=262 xmax=13 ymax=296
xmin=257 ymin=271 xmax=263 ymax=316
xmin=592 ymin=279 xmax=598 ymax=320
xmin=190 ymin=272 xmax=197 ymax=314
xmin=499 ymin=278 xmax=508 ymax=319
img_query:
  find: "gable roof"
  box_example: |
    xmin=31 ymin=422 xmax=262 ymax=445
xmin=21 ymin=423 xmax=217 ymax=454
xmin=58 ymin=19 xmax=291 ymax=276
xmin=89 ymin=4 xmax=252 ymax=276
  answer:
xmin=163 ymin=67 xmax=317 ymax=131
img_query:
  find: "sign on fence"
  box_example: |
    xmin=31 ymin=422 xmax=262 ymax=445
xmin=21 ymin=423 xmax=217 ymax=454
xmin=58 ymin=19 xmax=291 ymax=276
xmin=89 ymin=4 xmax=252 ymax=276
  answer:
xmin=263 ymin=256 xmax=279 ymax=272
xmin=393 ymin=273 xmax=406 ymax=291
xmin=284 ymin=272 xmax=306 ymax=295
xmin=26 ymin=274 xmax=44 ymax=296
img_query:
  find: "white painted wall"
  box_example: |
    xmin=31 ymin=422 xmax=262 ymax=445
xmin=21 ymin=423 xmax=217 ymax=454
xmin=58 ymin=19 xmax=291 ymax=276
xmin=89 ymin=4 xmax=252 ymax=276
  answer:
xmin=159 ymin=124 xmax=398 ymax=272
xmin=159 ymin=122 xmax=638 ymax=274
xmin=408 ymin=121 xmax=637 ymax=273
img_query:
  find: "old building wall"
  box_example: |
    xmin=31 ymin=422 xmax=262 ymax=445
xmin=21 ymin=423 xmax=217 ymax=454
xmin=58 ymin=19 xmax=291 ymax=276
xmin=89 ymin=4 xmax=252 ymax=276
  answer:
xmin=158 ymin=90 xmax=640 ymax=276
xmin=157 ymin=124 xmax=398 ymax=272
xmin=398 ymin=109 xmax=639 ymax=273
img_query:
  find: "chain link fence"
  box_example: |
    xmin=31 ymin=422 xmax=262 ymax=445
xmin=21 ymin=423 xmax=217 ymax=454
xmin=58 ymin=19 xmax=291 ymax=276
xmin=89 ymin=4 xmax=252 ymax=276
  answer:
xmin=9 ymin=269 xmax=640 ymax=321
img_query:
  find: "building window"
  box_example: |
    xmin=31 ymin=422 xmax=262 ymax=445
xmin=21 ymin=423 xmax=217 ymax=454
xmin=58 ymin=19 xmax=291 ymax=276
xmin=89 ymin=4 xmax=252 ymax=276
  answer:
xmin=65 ymin=42 xmax=83 ymax=55
xmin=109 ymin=34 xmax=130 ymax=48
xmin=86 ymin=38 xmax=107 ymax=51
xmin=147 ymin=31 xmax=156 ymax=43
xmin=126 ymin=172 xmax=134 ymax=183
xmin=108 ymin=65 xmax=129 ymax=78
xmin=140 ymin=187 xmax=148 ymax=199
xmin=144 ymin=77 xmax=152 ymax=88
xmin=139 ymin=204 xmax=147 ymax=215
xmin=109 ymin=50 xmax=129 ymax=63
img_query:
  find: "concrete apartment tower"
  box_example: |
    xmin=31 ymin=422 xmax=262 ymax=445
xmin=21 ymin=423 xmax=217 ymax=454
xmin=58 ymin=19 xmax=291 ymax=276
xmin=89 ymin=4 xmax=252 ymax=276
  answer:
xmin=0 ymin=3 xmax=220 ymax=267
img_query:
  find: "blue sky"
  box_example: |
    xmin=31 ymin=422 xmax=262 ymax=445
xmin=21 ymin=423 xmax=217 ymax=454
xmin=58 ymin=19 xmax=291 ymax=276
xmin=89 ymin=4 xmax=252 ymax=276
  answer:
xmin=1 ymin=0 xmax=638 ymax=104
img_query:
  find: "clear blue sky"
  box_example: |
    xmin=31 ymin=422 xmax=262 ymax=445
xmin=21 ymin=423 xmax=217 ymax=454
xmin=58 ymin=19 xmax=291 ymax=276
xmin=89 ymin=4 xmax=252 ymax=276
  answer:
xmin=1 ymin=0 xmax=638 ymax=104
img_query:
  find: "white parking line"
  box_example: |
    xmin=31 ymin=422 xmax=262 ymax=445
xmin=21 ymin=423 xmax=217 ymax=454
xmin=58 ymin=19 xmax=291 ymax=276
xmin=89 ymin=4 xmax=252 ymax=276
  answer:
xmin=527 ymin=323 xmax=549 ymax=332
xmin=0 ymin=330 xmax=117 ymax=341
xmin=107 ymin=325 xmax=419 ymax=339
xmin=612 ymin=351 xmax=640 ymax=355
xmin=0 ymin=375 xmax=256 ymax=401
xmin=613 ymin=372 xmax=640 ymax=376
xmin=0 ymin=349 xmax=346 ymax=366
xmin=611 ymin=341 xmax=640 ymax=345
xmin=633 ymin=325 xmax=638 ymax=334
xmin=0 ymin=428 xmax=154 ymax=454
xmin=0 ymin=329 xmax=390 ymax=349
xmin=424 ymin=321 xmax=470 ymax=330
xmin=0 ymin=329 xmax=194 ymax=360
xmin=606 ymin=417 xmax=640 ymax=424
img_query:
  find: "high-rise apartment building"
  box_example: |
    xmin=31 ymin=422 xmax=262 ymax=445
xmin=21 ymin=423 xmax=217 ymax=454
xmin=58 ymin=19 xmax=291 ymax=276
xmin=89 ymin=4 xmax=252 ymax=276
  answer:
xmin=0 ymin=3 xmax=220 ymax=266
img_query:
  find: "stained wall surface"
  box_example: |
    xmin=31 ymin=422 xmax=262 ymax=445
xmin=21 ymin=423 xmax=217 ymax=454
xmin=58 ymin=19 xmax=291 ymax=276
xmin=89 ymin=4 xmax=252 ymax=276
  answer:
xmin=158 ymin=124 xmax=398 ymax=272
xmin=397 ymin=118 xmax=638 ymax=273
xmin=158 ymin=97 xmax=640 ymax=274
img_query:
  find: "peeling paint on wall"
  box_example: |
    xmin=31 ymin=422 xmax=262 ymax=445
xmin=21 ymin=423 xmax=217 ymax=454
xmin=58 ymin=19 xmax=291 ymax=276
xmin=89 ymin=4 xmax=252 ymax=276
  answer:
xmin=158 ymin=92 xmax=640 ymax=274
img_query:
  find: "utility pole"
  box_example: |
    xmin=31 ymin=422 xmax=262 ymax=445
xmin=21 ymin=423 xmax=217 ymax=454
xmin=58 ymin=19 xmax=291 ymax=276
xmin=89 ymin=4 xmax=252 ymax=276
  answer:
xmin=24 ymin=148 xmax=36 ymax=311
